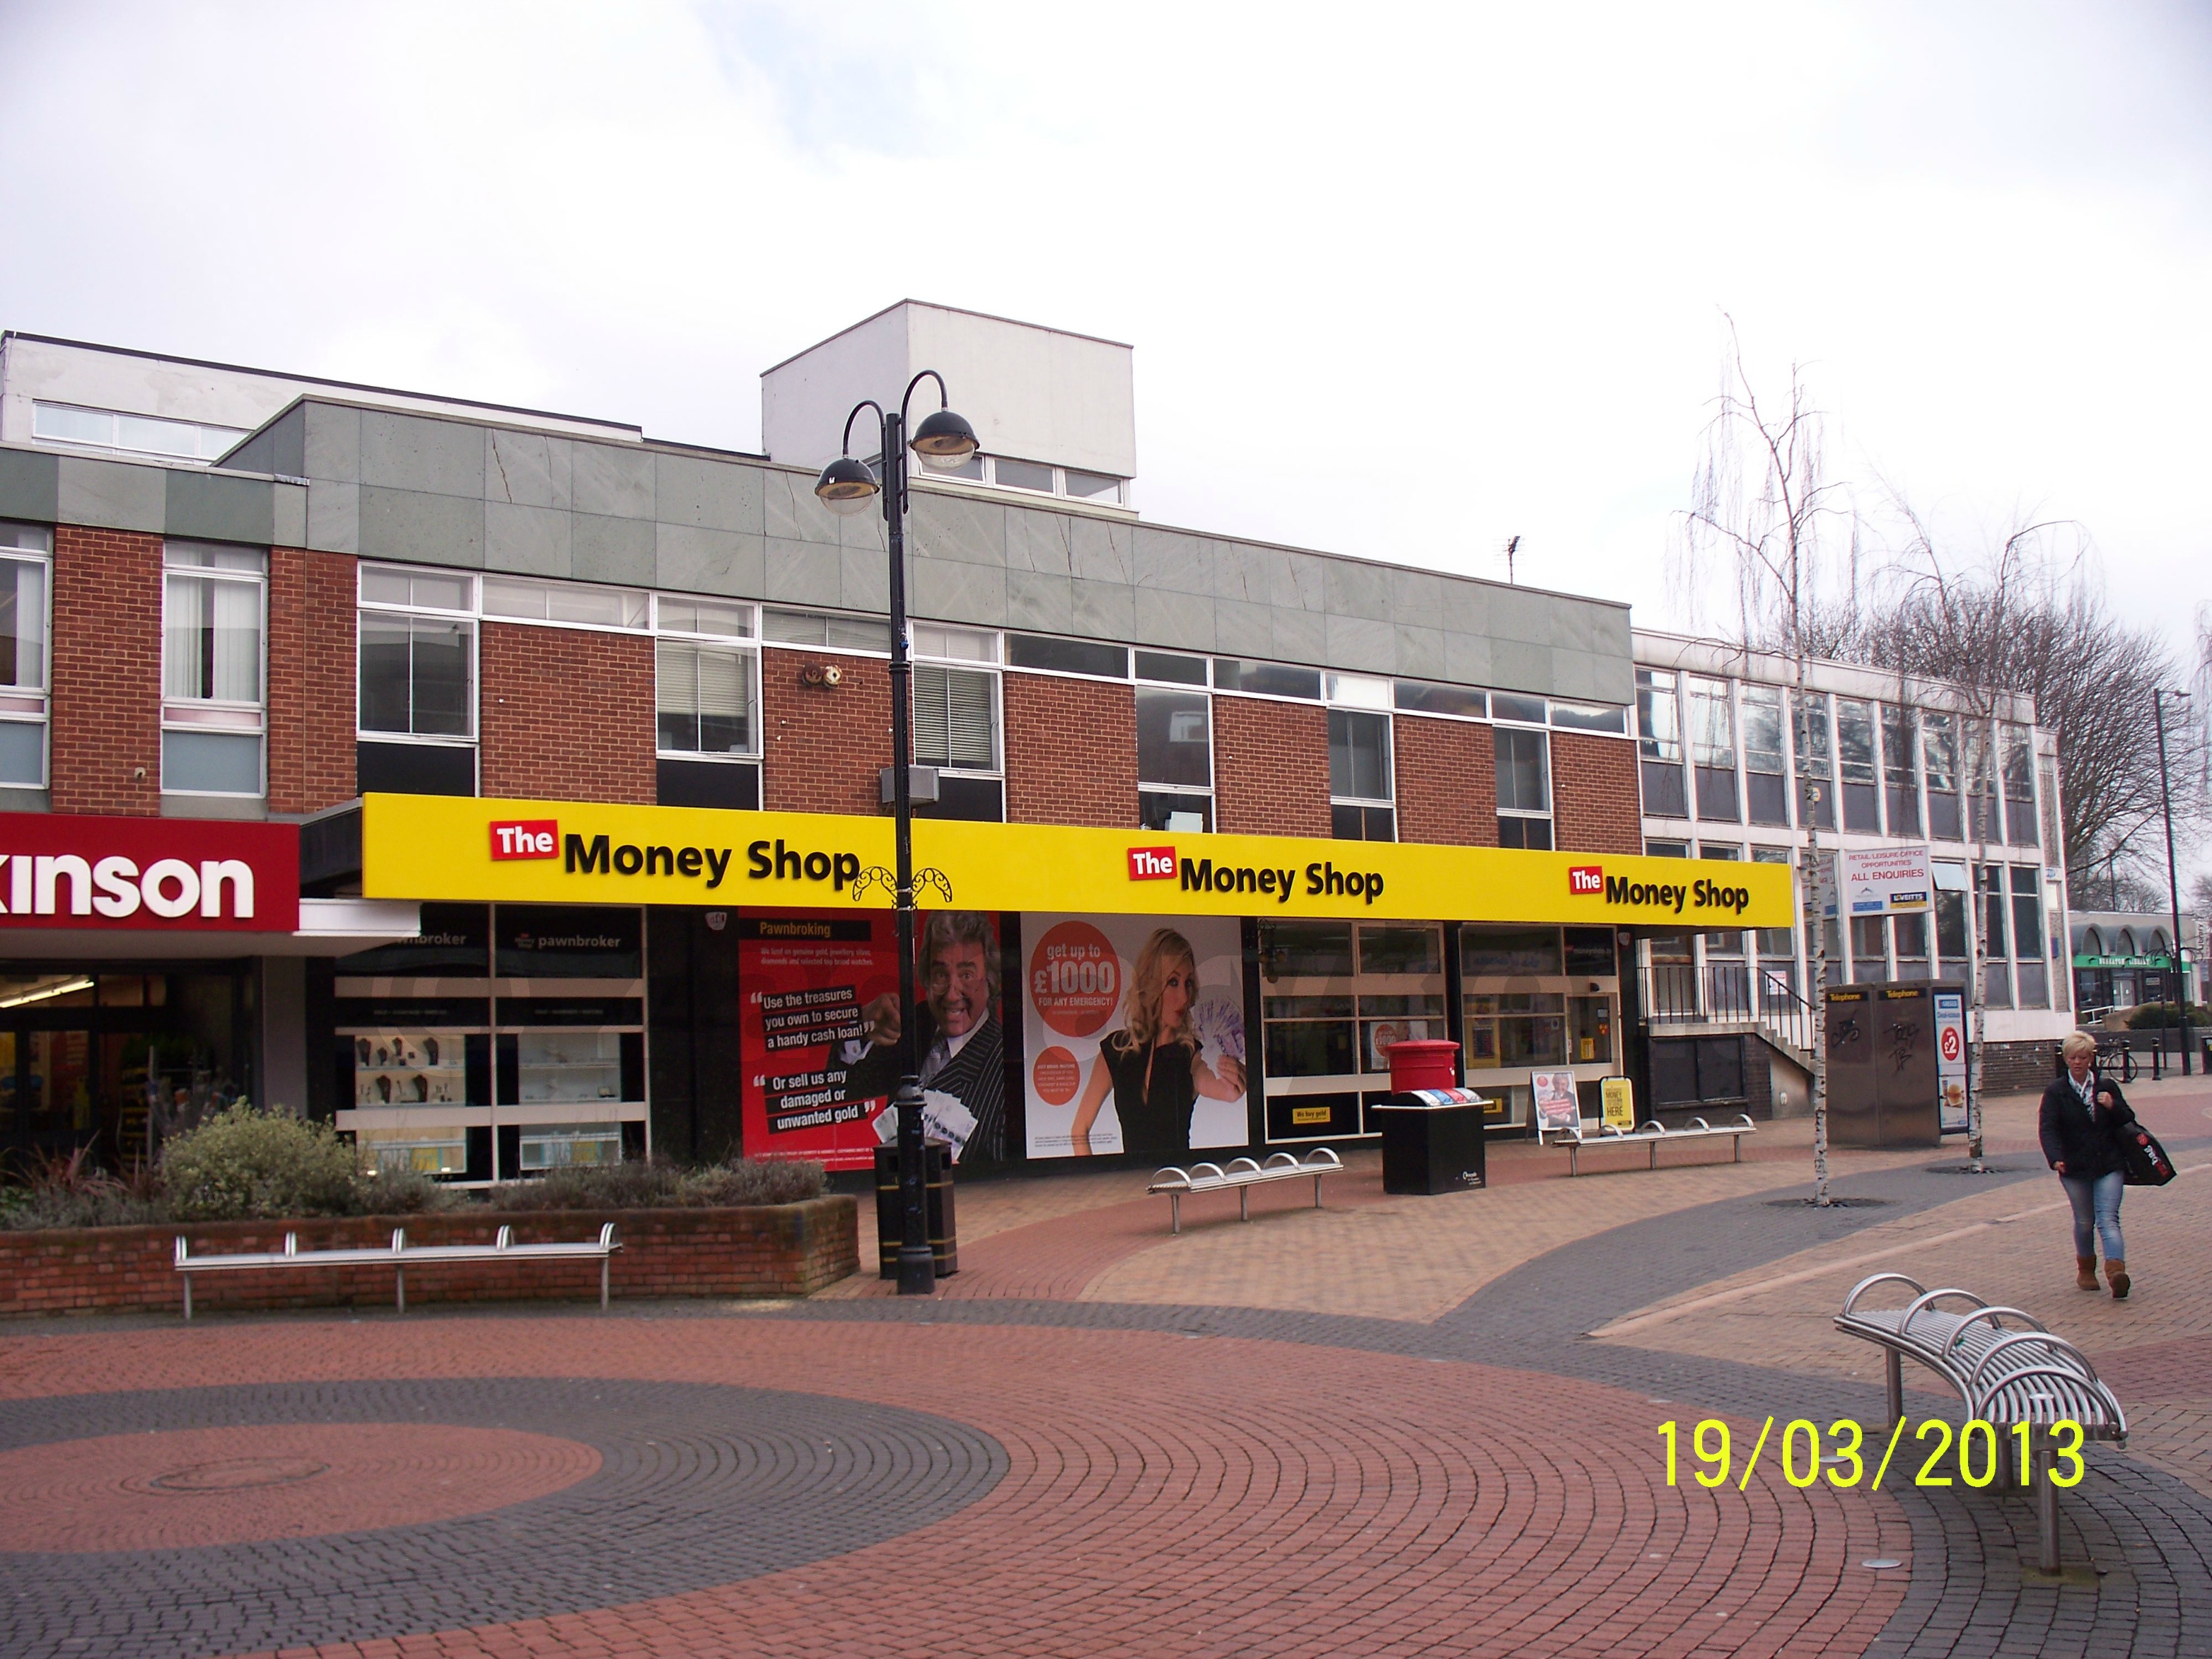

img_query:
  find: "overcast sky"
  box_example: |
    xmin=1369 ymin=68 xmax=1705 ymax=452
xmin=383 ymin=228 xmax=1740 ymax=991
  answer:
xmin=3 ymin=1 xmax=2206 ymax=685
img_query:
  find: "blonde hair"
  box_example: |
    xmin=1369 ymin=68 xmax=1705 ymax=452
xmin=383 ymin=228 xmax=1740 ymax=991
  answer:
xmin=1123 ymin=929 xmax=1199 ymax=1051
xmin=2061 ymin=1031 xmax=2098 ymax=1062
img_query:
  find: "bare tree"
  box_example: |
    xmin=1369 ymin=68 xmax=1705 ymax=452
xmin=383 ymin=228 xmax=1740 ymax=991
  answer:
xmin=1676 ymin=320 xmax=1853 ymax=1205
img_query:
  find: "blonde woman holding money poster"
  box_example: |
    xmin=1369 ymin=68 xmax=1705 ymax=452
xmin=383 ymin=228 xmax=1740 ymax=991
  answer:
xmin=1070 ymin=927 xmax=1245 ymax=1159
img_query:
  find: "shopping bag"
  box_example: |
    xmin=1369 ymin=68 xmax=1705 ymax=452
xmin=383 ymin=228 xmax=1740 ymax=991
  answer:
xmin=2121 ymin=1128 xmax=2178 ymax=1187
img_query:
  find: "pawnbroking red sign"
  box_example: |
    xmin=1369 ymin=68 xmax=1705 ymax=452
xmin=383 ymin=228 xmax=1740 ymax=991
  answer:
xmin=0 ymin=813 xmax=300 ymax=932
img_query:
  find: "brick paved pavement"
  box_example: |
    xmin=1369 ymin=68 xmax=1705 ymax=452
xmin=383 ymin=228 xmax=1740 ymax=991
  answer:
xmin=3 ymin=1080 xmax=2209 ymax=1656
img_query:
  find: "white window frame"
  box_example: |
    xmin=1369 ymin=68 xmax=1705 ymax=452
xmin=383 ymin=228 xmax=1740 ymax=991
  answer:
xmin=910 ymin=626 xmax=1003 ymax=777
xmin=1135 ymin=654 xmax=1217 ymax=830
xmin=31 ymin=400 xmax=250 ymax=463
xmin=356 ymin=564 xmax=480 ymax=747
xmin=0 ymin=526 xmax=52 ymax=791
xmin=928 ymin=452 xmax=1130 ymax=508
xmin=161 ymin=541 xmax=268 ymax=798
xmin=653 ymin=595 xmax=761 ymax=764
xmin=1494 ymin=722 xmax=1554 ymax=843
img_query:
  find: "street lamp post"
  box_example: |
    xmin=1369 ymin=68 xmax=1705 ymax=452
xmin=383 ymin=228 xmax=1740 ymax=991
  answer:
xmin=2153 ymin=688 xmax=2194 ymax=1077
xmin=815 ymin=373 xmax=979 ymax=1296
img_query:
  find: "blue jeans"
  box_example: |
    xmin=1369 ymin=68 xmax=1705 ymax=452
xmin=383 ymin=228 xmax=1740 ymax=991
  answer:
xmin=2061 ymin=1169 xmax=2126 ymax=1262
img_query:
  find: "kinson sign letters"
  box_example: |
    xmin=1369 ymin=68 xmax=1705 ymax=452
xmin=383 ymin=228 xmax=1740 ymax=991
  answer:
xmin=0 ymin=813 xmax=300 ymax=932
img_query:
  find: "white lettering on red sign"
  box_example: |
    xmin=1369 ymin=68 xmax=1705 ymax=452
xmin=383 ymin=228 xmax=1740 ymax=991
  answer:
xmin=490 ymin=820 xmax=560 ymax=860
xmin=0 ymin=853 xmax=255 ymax=919
xmin=1568 ymin=865 xmax=1605 ymax=895
xmin=1127 ymin=845 xmax=1177 ymax=881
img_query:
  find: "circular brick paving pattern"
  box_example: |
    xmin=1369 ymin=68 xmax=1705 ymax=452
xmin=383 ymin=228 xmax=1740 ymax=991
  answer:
xmin=0 ymin=1378 xmax=1004 ymax=1659
xmin=0 ymin=1422 xmax=601 ymax=1551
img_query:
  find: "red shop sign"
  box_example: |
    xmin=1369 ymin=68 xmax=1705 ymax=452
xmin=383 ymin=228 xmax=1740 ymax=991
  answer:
xmin=0 ymin=812 xmax=301 ymax=933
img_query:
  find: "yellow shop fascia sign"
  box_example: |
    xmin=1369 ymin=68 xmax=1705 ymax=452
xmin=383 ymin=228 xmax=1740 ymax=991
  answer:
xmin=360 ymin=793 xmax=1795 ymax=927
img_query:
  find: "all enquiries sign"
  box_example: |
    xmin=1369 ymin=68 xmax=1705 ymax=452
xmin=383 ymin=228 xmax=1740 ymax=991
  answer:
xmin=0 ymin=813 xmax=300 ymax=932
xmin=1841 ymin=846 xmax=1934 ymax=916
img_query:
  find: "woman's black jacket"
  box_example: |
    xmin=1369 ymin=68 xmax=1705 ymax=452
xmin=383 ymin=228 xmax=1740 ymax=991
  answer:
xmin=2039 ymin=1072 xmax=2141 ymax=1179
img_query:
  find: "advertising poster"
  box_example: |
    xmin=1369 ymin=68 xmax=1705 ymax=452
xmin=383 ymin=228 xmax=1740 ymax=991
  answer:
xmin=1022 ymin=912 xmax=1247 ymax=1160
xmin=1841 ymin=846 xmax=1934 ymax=915
xmin=1601 ymin=1076 xmax=1636 ymax=1131
xmin=1933 ymin=989 xmax=1968 ymax=1134
xmin=1532 ymin=1070 xmax=1582 ymax=1132
xmin=738 ymin=909 xmax=1008 ymax=1170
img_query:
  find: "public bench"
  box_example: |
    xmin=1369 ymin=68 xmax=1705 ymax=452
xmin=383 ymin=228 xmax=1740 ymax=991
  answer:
xmin=1535 ymin=1114 xmax=1757 ymax=1177
xmin=1148 ymin=1149 xmax=1344 ymax=1235
xmin=1836 ymin=1271 xmax=2127 ymax=1571
xmin=173 ymin=1222 xmax=621 ymax=1320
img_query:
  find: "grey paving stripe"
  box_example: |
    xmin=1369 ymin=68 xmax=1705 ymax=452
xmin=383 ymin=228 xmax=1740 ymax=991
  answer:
xmin=0 ymin=1378 xmax=1006 ymax=1659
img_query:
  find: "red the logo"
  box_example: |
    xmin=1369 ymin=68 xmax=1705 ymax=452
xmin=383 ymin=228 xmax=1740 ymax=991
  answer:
xmin=490 ymin=820 xmax=559 ymax=861
xmin=1127 ymin=845 xmax=1177 ymax=881
xmin=1568 ymin=865 xmax=1605 ymax=895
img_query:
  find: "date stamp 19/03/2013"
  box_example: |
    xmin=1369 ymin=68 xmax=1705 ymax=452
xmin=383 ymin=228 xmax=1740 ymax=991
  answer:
xmin=1657 ymin=1417 xmax=2088 ymax=1491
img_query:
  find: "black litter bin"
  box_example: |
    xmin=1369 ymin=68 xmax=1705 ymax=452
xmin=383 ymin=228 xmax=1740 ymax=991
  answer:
xmin=873 ymin=1138 xmax=957 ymax=1278
xmin=1370 ymin=1088 xmax=1489 ymax=1194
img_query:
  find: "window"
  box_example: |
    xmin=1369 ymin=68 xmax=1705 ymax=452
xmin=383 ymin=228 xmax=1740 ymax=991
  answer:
xmin=1636 ymin=668 xmax=1687 ymax=818
xmin=1213 ymin=658 xmax=1322 ymax=699
xmin=1923 ymin=711 xmax=1961 ymax=841
xmin=1687 ymin=675 xmax=1738 ymax=822
xmin=1752 ymin=844 xmax=1794 ymax=965
xmin=1849 ymin=916 xmax=1888 ymax=982
xmin=762 ymin=608 xmax=891 ymax=653
xmin=936 ymin=453 xmax=1129 ymax=506
xmin=913 ymin=663 xmax=999 ymax=773
xmin=994 ymin=457 xmax=1054 ymax=493
xmin=1740 ymin=685 xmax=1788 ymax=826
xmin=0 ymin=523 xmax=50 ymax=788
xmin=359 ymin=567 xmax=476 ymax=740
xmin=1395 ymin=680 xmax=1486 ymax=719
xmin=1892 ymin=913 xmax=1931 ymax=979
xmin=655 ymin=642 xmax=756 ymax=756
xmin=1329 ymin=708 xmax=1394 ymax=842
xmin=655 ymin=596 xmax=755 ymax=640
xmin=1836 ymin=699 xmax=1880 ymax=832
xmin=484 ymin=576 xmax=648 ymax=629
xmin=1882 ymin=705 xmax=1919 ymax=835
xmin=1700 ymin=844 xmax=1745 ymax=957
xmin=2012 ymin=866 xmax=2047 ymax=1006
xmin=1792 ymin=692 xmax=1833 ymax=829
xmin=1496 ymin=727 xmax=1551 ymax=849
xmin=1934 ymin=861 xmax=1969 ymax=974
xmin=1964 ymin=719 xmax=2002 ymax=843
xmin=2002 ymin=725 xmax=2037 ymax=846
xmin=1255 ymin=921 xmax=1450 ymax=1141
xmin=1134 ymin=650 xmax=1208 ymax=687
xmin=1550 ymin=701 xmax=1628 ymax=733
xmin=32 ymin=401 xmax=249 ymax=462
xmin=1009 ymin=633 xmax=1127 ymax=678
xmin=1977 ymin=864 xmax=2010 ymax=1005
xmin=1136 ymin=675 xmax=1213 ymax=831
xmin=1491 ymin=691 xmax=1547 ymax=725
xmin=163 ymin=542 xmax=265 ymax=796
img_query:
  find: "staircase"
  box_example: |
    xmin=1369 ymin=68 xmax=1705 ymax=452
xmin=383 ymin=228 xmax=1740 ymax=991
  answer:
xmin=1643 ymin=962 xmax=1815 ymax=1071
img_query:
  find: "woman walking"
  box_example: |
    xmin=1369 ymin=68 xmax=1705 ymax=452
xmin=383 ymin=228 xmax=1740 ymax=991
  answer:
xmin=2040 ymin=1032 xmax=2151 ymax=1299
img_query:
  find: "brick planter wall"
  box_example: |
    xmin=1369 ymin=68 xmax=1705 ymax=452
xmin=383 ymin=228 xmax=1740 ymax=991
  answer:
xmin=0 ymin=1196 xmax=858 ymax=1319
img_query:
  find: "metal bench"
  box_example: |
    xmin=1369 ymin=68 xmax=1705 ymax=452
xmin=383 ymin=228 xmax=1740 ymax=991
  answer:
xmin=1148 ymin=1149 xmax=1344 ymax=1235
xmin=173 ymin=1222 xmax=621 ymax=1320
xmin=1836 ymin=1272 xmax=2127 ymax=1571
xmin=1536 ymin=1114 xmax=1757 ymax=1177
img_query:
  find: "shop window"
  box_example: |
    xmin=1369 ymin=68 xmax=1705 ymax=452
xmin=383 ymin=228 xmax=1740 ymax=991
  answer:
xmin=1258 ymin=921 xmax=1449 ymax=1139
xmin=1329 ymin=708 xmax=1395 ymax=842
xmin=1495 ymin=726 xmax=1551 ymax=848
xmin=1882 ymin=705 xmax=1919 ymax=834
xmin=656 ymin=641 xmax=757 ymax=757
xmin=1739 ymin=685 xmax=1788 ymax=826
xmin=1564 ymin=926 xmax=1617 ymax=977
xmin=163 ymin=541 xmax=265 ymax=797
xmin=2003 ymin=725 xmax=2038 ymax=846
xmin=1137 ymin=682 xmax=1213 ymax=832
xmin=0 ymin=523 xmax=51 ymax=789
xmin=1636 ymin=668 xmax=1687 ymax=818
xmin=1792 ymin=691 xmax=1834 ymax=830
xmin=1465 ymin=991 xmax=1566 ymax=1069
xmin=1568 ymin=996 xmax=1613 ymax=1063
xmin=1687 ymin=676 xmax=1739 ymax=822
xmin=1836 ymin=699 xmax=1880 ymax=832
xmin=1923 ymin=711 xmax=1962 ymax=841
xmin=1462 ymin=925 xmax=1563 ymax=977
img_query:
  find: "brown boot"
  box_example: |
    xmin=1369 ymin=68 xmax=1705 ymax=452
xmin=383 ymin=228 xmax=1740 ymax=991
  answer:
xmin=2107 ymin=1260 xmax=2130 ymax=1300
xmin=2076 ymin=1257 xmax=2100 ymax=1291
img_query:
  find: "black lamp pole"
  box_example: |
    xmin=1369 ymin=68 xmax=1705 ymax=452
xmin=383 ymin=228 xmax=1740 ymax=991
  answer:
xmin=2153 ymin=688 xmax=2193 ymax=1076
xmin=815 ymin=373 xmax=978 ymax=1296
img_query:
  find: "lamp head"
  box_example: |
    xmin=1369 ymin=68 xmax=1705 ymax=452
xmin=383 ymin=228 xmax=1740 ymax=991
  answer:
xmin=814 ymin=454 xmax=880 ymax=516
xmin=909 ymin=406 xmax=980 ymax=472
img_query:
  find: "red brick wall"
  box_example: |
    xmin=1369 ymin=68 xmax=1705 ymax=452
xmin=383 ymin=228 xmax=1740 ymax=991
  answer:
xmin=761 ymin=645 xmax=890 ymax=815
xmin=50 ymin=526 xmax=163 ymax=815
xmin=0 ymin=1197 xmax=861 ymax=1317
xmin=479 ymin=622 xmax=656 ymax=804
xmin=1550 ymin=730 xmax=1641 ymax=854
xmin=1393 ymin=714 xmax=1498 ymax=846
xmin=267 ymin=547 xmax=359 ymax=814
xmin=1004 ymin=671 xmax=1137 ymax=827
xmin=1214 ymin=695 xmax=1331 ymax=837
